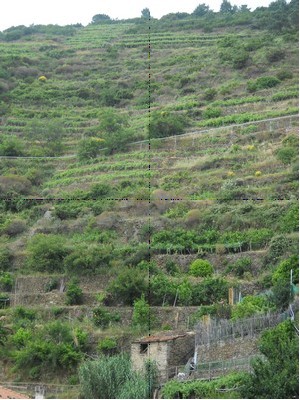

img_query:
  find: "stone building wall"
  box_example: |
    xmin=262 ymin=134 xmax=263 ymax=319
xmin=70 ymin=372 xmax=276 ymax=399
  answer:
xmin=197 ymin=336 xmax=259 ymax=363
xmin=131 ymin=341 xmax=169 ymax=379
xmin=168 ymin=333 xmax=195 ymax=366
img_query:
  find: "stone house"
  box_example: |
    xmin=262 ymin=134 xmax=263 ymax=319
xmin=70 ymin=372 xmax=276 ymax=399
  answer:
xmin=131 ymin=331 xmax=195 ymax=381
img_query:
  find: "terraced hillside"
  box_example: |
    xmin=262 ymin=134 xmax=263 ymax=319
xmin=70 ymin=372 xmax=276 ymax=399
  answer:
xmin=0 ymin=7 xmax=298 ymax=397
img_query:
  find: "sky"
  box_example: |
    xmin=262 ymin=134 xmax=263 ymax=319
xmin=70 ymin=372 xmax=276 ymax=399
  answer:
xmin=0 ymin=0 xmax=275 ymax=32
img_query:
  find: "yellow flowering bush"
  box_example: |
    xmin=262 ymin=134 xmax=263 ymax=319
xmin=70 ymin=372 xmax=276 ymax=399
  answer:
xmin=38 ymin=75 xmax=47 ymax=82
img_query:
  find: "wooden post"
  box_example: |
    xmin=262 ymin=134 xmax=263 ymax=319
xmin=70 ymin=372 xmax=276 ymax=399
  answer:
xmin=173 ymin=289 xmax=178 ymax=307
xmin=228 ymin=287 xmax=234 ymax=305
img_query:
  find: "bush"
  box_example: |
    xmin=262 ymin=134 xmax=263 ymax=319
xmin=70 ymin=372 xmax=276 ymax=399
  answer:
xmin=272 ymin=255 xmax=299 ymax=286
xmin=267 ymin=235 xmax=292 ymax=262
xmin=106 ymin=267 xmax=147 ymax=305
xmin=279 ymin=203 xmax=298 ymax=233
xmin=0 ymin=246 xmax=12 ymax=271
xmin=0 ymin=272 xmax=14 ymax=291
xmin=98 ymin=337 xmax=117 ymax=354
xmin=191 ymin=278 xmax=228 ymax=305
xmin=132 ymin=295 xmax=153 ymax=328
xmin=44 ymin=278 xmax=59 ymax=292
xmin=2 ymin=219 xmax=27 ymax=236
xmin=266 ymin=48 xmax=285 ymax=62
xmin=77 ymin=137 xmax=105 ymax=160
xmin=26 ymin=234 xmax=68 ymax=273
xmin=149 ymin=111 xmax=189 ymax=138
xmin=0 ymin=136 xmax=25 ymax=156
xmin=271 ymin=280 xmax=293 ymax=311
xmin=90 ymin=183 xmax=111 ymax=198
xmin=247 ymin=76 xmax=281 ymax=92
xmin=231 ymin=295 xmax=272 ymax=319
xmin=92 ymin=307 xmax=120 ymax=328
xmin=256 ymin=76 xmax=281 ymax=89
xmin=226 ymin=257 xmax=252 ymax=278
xmin=64 ymin=245 xmax=111 ymax=275
xmin=203 ymin=107 xmax=222 ymax=119
xmin=189 ymin=259 xmax=214 ymax=277
xmin=276 ymin=146 xmax=298 ymax=164
xmin=276 ymin=70 xmax=293 ymax=81
xmin=203 ymin=88 xmax=217 ymax=101
xmin=65 ymin=280 xmax=83 ymax=305
xmin=12 ymin=306 xmax=36 ymax=325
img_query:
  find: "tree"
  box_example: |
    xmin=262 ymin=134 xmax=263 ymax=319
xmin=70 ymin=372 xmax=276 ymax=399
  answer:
xmin=106 ymin=267 xmax=147 ymax=305
xmin=0 ymin=135 xmax=24 ymax=156
xmin=25 ymin=119 xmax=65 ymax=155
xmin=141 ymin=8 xmax=151 ymax=19
xmin=241 ymin=320 xmax=299 ymax=399
xmin=193 ymin=3 xmax=210 ymax=16
xmin=220 ymin=0 xmax=234 ymax=13
xmin=132 ymin=295 xmax=152 ymax=328
xmin=26 ymin=234 xmax=68 ymax=273
xmin=92 ymin=14 xmax=111 ymax=24
xmin=239 ymin=4 xmax=251 ymax=12
xmin=77 ymin=137 xmax=105 ymax=160
xmin=149 ymin=111 xmax=189 ymax=139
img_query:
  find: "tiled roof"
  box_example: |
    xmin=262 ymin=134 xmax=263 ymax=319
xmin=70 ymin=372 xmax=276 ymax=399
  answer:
xmin=0 ymin=386 xmax=30 ymax=399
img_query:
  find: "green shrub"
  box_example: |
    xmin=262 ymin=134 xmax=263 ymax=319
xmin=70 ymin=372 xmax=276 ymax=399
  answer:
xmin=247 ymin=76 xmax=281 ymax=92
xmin=149 ymin=111 xmax=189 ymax=138
xmin=231 ymin=295 xmax=272 ymax=319
xmin=267 ymin=235 xmax=293 ymax=262
xmin=271 ymin=280 xmax=293 ymax=311
xmin=189 ymin=259 xmax=214 ymax=277
xmin=90 ymin=183 xmax=111 ymax=198
xmin=272 ymin=255 xmax=299 ymax=286
xmin=11 ymin=306 xmax=36 ymax=325
xmin=276 ymin=70 xmax=293 ymax=80
xmin=162 ymin=372 xmax=247 ymax=399
xmin=2 ymin=219 xmax=27 ymax=237
xmin=98 ymin=337 xmax=117 ymax=354
xmin=65 ymin=280 xmax=83 ymax=305
xmin=132 ymin=295 xmax=153 ymax=328
xmin=0 ymin=246 xmax=12 ymax=271
xmin=256 ymin=76 xmax=281 ymax=89
xmin=276 ymin=146 xmax=298 ymax=164
xmin=26 ymin=234 xmax=68 ymax=273
xmin=77 ymin=137 xmax=105 ymax=160
xmin=0 ymin=272 xmax=14 ymax=291
xmin=12 ymin=327 xmax=32 ymax=348
xmin=64 ymin=245 xmax=111 ymax=275
xmin=44 ymin=278 xmax=59 ymax=292
xmin=279 ymin=203 xmax=298 ymax=232
xmin=92 ymin=307 xmax=120 ymax=328
xmin=0 ymin=136 xmax=25 ymax=156
xmin=203 ymin=88 xmax=217 ymax=101
xmin=226 ymin=257 xmax=252 ymax=278
xmin=266 ymin=48 xmax=285 ymax=62
xmin=191 ymin=278 xmax=228 ymax=305
xmin=203 ymin=107 xmax=222 ymax=119
xmin=165 ymin=259 xmax=180 ymax=275
xmin=232 ymin=48 xmax=250 ymax=69
xmin=106 ymin=267 xmax=147 ymax=305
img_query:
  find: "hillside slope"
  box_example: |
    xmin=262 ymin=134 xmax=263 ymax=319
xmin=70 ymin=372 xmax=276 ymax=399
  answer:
xmin=0 ymin=8 xmax=298 ymax=395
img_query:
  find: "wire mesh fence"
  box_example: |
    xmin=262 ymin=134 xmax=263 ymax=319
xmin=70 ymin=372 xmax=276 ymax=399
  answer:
xmin=195 ymin=311 xmax=288 ymax=347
